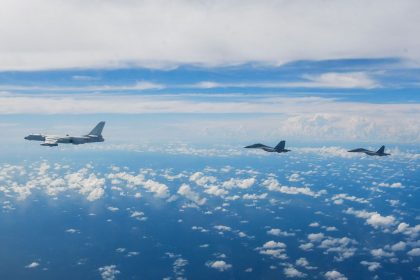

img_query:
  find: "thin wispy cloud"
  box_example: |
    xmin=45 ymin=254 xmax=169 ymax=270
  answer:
xmin=1 ymin=92 xmax=419 ymax=142
xmin=192 ymin=72 xmax=380 ymax=89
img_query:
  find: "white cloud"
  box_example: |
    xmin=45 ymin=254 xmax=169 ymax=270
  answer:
xmin=332 ymin=194 xmax=368 ymax=204
xmin=66 ymin=170 xmax=106 ymax=201
xmin=3 ymin=92 xmax=420 ymax=142
xmin=296 ymin=258 xmax=316 ymax=270
xmin=344 ymin=208 xmax=395 ymax=229
xmin=393 ymin=222 xmax=420 ymax=238
xmin=267 ymin=228 xmax=295 ymax=237
xmin=204 ymin=185 xmax=228 ymax=197
xmin=214 ymin=225 xmax=231 ymax=232
xmin=143 ymin=179 xmax=169 ymax=198
xmin=308 ymin=233 xmax=325 ymax=242
xmin=242 ymin=193 xmax=267 ymax=200
xmin=300 ymin=72 xmax=379 ymax=89
xmin=318 ymin=237 xmax=357 ymax=261
xmin=191 ymin=72 xmax=380 ymax=89
xmin=189 ymin=172 xmax=217 ymax=186
xmin=324 ymin=270 xmax=347 ymax=280
xmin=299 ymin=243 xmax=314 ymax=251
xmin=262 ymin=178 xmax=319 ymax=197
xmin=99 ymin=265 xmax=120 ymax=280
xmin=177 ymin=184 xmax=206 ymax=205
xmin=87 ymin=187 xmax=105 ymax=201
xmin=206 ymin=260 xmax=232 ymax=272
xmin=66 ymin=228 xmax=79 ymax=234
xmin=407 ymin=248 xmax=420 ymax=257
xmin=371 ymin=248 xmax=394 ymax=258
xmin=25 ymin=262 xmax=39 ymax=269
xmin=360 ymin=261 xmax=381 ymax=272
xmin=390 ymin=241 xmax=406 ymax=251
xmin=257 ymin=241 xmax=288 ymax=260
xmin=263 ymin=241 xmax=287 ymax=249
xmin=1 ymin=1 xmax=420 ymax=70
xmin=222 ymin=178 xmax=255 ymax=189
xmin=284 ymin=267 xmax=307 ymax=278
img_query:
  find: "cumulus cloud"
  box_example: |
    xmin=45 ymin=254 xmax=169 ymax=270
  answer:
xmin=377 ymin=182 xmax=404 ymax=189
xmin=143 ymin=179 xmax=169 ymax=198
xmin=99 ymin=265 xmax=120 ymax=280
xmin=242 ymin=193 xmax=267 ymax=200
xmin=214 ymin=225 xmax=231 ymax=232
xmin=284 ymin=267 xmax=307 ymax=278
xmin=308 ymin=233 xmax=325 ymax=242
xmin=204 ymin=185 xmax=228 ymax=197
xmin=324 ymin=270 xmax=348 ymax=280
xmin=267 ymin=228 xmax=295 ymax=237
xmin=331 ymin=194 xmax=368 ymax=204
xmin=299 ymin=243 xmax=314 ymax=251
xmin=390 ymin=241 xmax=406 ymax=251
xmin=206 ymin=260 xmax=232 ymax=272
xmin=189 ymin=172 xmax=217 ymax=187
xmin=108 ymin=171 xmax=169 ymax=198
xmin=360 ymin=261 xmax=381 ymax=272
xmin=344 ymin=208 xmax=395 ymax=229
xmin=319 ymin=237 xmax=357 ymax=261
xmin=25 ymin=262 xmax=39 ymax=269
xmin=407 ymin=248 xmax=420 ymax=257
xmin=371 ymin=248 xmax=394 ymax=258
xmin=296 ymin=258 xmax=316 ymax=270
xmin=262 ymin=177 xmax=320 ymax=197
xmin=66 ymin=170 xmax=106 ymax=201
xmin=222 ymin=178 xmax=255 ymax=189
xmin=393 ymin=222 xmax=420 ymax=238
xmin=177 ymin=184 xmax=206 ymax=205
xmin=257 ymin=241 xmax=288 ymax=260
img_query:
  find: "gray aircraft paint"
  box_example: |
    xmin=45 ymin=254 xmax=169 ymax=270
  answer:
xmin=25 ymin=121 xmax=105 ymax=147
xmin=348 ymin=145 xmax=390 ymax=156
xmin=244 ymin=140 xmax=291 ymax=153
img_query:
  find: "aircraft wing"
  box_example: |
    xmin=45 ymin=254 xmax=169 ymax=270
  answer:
xmin=244 ymin=143 xmax=269 ymax=149
xmin=348 ymin=148 xmax=370 ymax=153
xmin=41 ymin=136 xmax=59 ymax=146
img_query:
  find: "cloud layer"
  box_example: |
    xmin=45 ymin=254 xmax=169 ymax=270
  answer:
xmin=1 ymin=0 xmax=419 ymax=70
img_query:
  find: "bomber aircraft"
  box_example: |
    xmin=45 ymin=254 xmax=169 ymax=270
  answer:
xmin=24 ymin=122 xmax=105 ymax=147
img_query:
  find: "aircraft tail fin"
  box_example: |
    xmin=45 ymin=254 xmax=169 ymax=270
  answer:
xmin=275 ymin=140 xmax=286 ymax=151
xmin=88 ymin=121 xmax=105 ymax=136
xmin=376 ymin=145 xmax=385 ymax=154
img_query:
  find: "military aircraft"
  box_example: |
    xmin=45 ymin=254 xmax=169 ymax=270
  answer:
xmin=24 ymin=121 xmax=105 ymax=147
xmin=244 ymin=140 xmax=291 ymax=153
xmin=348 ymin=145 xmax=390 ymax=156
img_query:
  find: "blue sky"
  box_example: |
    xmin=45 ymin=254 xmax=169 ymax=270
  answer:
xmin=0 ymin=0 xmax=419 ymax=145
xmin=1 ymin=2 xmax=420 ymax=279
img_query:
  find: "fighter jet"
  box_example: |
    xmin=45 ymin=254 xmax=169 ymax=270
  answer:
xmin=24 ymin=121 xmax=105 ymax=147
xmin=348 ymin=145 xmax=390 ymax=156
xmin=244 ymin=140 xmax=291 ymax=153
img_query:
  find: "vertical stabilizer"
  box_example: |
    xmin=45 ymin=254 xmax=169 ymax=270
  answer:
xmin=376 ymin=145 xmax=385 ymax=154
xmin=88 ymin=121 xmax=105 ymax=136
xmin=275 ymin=140 xmax=286 ymax=151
